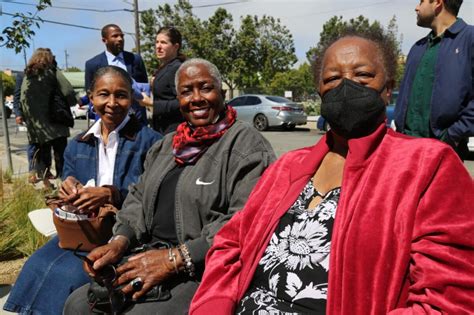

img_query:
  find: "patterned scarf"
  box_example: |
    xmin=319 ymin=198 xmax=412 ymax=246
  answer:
xmin=172 ymin=106 xmax=237 ymax=165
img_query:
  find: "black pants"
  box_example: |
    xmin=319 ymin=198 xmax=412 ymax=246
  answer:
xmin=454 ymin=139 xmax=469 ymax=161
xmin=63 ymin=279 xmax=199 ymax=315
xmin=34 ymin=137 xmax=67 ymax=178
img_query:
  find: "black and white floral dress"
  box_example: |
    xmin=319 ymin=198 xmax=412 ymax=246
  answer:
xmin=236 ymin=179 xmax=340 ymax=314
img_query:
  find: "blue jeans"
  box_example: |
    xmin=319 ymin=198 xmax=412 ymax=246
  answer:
xmin=3 ymin=237 xmax=90 ymax=315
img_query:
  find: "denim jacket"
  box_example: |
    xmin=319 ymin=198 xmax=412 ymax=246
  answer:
xmin=395 ymin=19 xmax=474 ymax=142
xmin=62 ymin=117 xmax=161 ymax=207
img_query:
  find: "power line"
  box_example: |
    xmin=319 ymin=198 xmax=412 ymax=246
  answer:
xmin=0 ymin=0 xmax=252 ymax=13
xmin=193 ymin=0 xmax=251 ymax=9
xmin=1 ymin=11 xmax=135 ymax=35
xmin=0 ymin=0 xmax=129 ymax=12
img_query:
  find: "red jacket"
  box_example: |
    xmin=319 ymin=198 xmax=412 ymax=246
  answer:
xmin=190 ymin=124 xmax=474 ymax=315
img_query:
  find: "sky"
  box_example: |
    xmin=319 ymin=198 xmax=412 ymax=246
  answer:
xmin=1 ymin=0 xmax=473 ymax=71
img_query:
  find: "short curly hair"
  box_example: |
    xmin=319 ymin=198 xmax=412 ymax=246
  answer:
xmin=313 ymin=27 xmax=398 ymax=89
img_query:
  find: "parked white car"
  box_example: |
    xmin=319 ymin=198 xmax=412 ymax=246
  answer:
xmin=468 ymin=137 xmax=474 ymax=152
xmin=3 ymin=100 xmax=14 ymax=118
xmin=70 ymin=104 xmax=88 ymax=119
xmin=228 ymin=94 xmax=307 ymax=131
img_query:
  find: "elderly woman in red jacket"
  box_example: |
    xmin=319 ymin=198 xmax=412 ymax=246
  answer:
xmin=190 ymin=29 xmax=474 ymax=314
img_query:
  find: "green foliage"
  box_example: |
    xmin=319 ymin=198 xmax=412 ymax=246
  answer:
xmin=200 ymin=8 xmax=236 ymax=95
xmin=139 ymin=0 xmax=297 ymax=96
xmin=0 ymin=0 xmax=52 ymax=54
xmin=302 ymin=99 xmax=321 ymax=116
xmin=265 ymin=63 xmax=316 ymax=101
xmin=65 ymin=66 xmax=82 ymax=72
xmin=1 ymin=73 xmax=16 ymax=96
xmin=254 ymin=15 xmax=297 ymax=88
xmin=0 ymin=178 xmax=48 ymax=260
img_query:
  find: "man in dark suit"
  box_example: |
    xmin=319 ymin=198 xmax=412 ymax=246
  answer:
xmin=85 ymin=24 xmax=148 ymax=125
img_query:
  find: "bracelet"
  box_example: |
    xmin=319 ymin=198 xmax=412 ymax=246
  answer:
xmin=168 ymin=248 xmax=179 ymax=274
xmin=178 ymin=243 xmax=195 ymax=277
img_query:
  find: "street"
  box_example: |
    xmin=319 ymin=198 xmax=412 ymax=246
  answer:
xmin=0 ymin=117 xmax=473 ymax=176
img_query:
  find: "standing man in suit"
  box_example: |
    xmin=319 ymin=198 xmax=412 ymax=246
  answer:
xmin=394 ymin=0 xmax=473 ymax=160
xmin=85 ymin=24 xmax=149 ymax=126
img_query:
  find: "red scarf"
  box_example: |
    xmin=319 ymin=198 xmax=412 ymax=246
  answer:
xmin=172 ymin=106 xmax=237 ymax=165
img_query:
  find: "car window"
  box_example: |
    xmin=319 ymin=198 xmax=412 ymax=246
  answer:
xmin=246 ymin=96 xmax=262 ymax=105
xmin=265 ymin=96 xmax=291 ymax=103
xmin=228 ymin=96 xmax=247 ymax=107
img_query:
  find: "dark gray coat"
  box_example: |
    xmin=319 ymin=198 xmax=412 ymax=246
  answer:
xmin=114 ymin=120 xmax=276 ymax=264
xmin=20 ymin=68 xmax=77 ymax=144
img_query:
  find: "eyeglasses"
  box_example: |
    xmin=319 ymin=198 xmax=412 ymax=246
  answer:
xmin=73 ymin=243 xmax=117 ymax=286
xmin=74 ymin=244 xmax=127 ymax=315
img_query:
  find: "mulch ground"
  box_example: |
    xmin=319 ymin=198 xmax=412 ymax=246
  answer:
xmin=0 ymin=258 xmax=27 ymax=285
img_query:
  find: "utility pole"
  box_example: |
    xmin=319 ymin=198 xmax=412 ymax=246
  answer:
xmin=133 ymin=0 xmax=141 ymax=54
xmin=23 ymin=49 xmax=27 ymax=68
xmin=64 ymin=50 xmax=69 ymax=70
xmin=0 ymin=76 xmax=13 ymax=173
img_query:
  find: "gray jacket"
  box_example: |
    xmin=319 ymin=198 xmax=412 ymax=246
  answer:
xmin=114 ymin=120 xmax=276 ymax=264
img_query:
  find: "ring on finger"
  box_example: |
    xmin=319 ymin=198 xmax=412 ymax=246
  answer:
xmin=130 ymin=277 xmax=143 ymax=291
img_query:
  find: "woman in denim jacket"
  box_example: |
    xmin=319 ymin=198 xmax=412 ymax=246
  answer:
xmin=4 ymin=66 xmax=161 ymax=315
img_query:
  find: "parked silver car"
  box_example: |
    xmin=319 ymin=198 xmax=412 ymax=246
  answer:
xmin=228 ymin=94 xmax=307 ymax=131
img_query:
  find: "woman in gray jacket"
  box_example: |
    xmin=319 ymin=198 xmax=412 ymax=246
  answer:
xmin=65 ymin=58 xmax=276 ymax=314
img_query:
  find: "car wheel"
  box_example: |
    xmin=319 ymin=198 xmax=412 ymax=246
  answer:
xmin=5 ymin=107 xmax=12 ymax=119
xmin=283 ymin=124 xmax=295 ymax=131
xmin=253 ymin=114 xmax=268 ymax=131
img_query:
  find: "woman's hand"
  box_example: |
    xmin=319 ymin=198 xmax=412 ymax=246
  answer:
xmin=115 ymin=248 xmax=179 ymax=300
xmin=59 ymin=177 xmax=115 ymax=213
xmin=70 ymin=186 xmax=113 ymax=213
xmin=84 ymin=238 xmax=129 ymax=276
xmin=137 ymin=93 xmax=152 ymax=107
xmin=59 ymin=176 xmax=83 ymax=203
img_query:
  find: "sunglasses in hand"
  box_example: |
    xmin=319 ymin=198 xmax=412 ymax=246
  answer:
xmin=73 ymin=243 xmax=117 ymax=286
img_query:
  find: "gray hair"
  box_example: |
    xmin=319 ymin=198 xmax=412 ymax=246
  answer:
xmin=175 ymin=58 xmax=223 ymax=93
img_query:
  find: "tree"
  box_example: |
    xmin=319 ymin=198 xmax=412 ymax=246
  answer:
xmin=232 ymin=15 xmax=297 ymax=94
xmin=200 ymin=8 xmax=236 ymax=97
xmin=0 ymin=0 xmax=51 ymax=54
xmin=266 ymin=63 xmax=315 ymax=101
xmin=1 ymin=73 xmax=15 ymax=96
xmin=139 ymin=1 xmax=297 ymax=95
xmin=255 ymin=15 xmax=297 ymax=89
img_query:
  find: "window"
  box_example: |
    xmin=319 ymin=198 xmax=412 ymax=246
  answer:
xmin=266 ymin=96 xmax=292 ymax=103
xmin=228 ymin=96 xmax=247 ymax=107
xmin=246 ymin=96 xmax=262 ymax=105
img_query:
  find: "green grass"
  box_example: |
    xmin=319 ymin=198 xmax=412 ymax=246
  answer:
xmin=0 ymin=178 xmax=49 ymax=260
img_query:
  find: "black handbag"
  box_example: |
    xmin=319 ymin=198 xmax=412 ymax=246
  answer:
xmin=83 ymin=242 xmax=172 ymax=314
xmin=49 ymin=72 xmax=74 ymax=128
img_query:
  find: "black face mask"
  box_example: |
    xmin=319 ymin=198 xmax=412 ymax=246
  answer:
xmin=321 ymin=78 xmax=386 ymax=139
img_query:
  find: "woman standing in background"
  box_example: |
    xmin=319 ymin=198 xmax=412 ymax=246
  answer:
xmin=20 ymin=48 xmax=77 ymax=182
xmin=139 ymin=26 xmax=186 ymax=134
